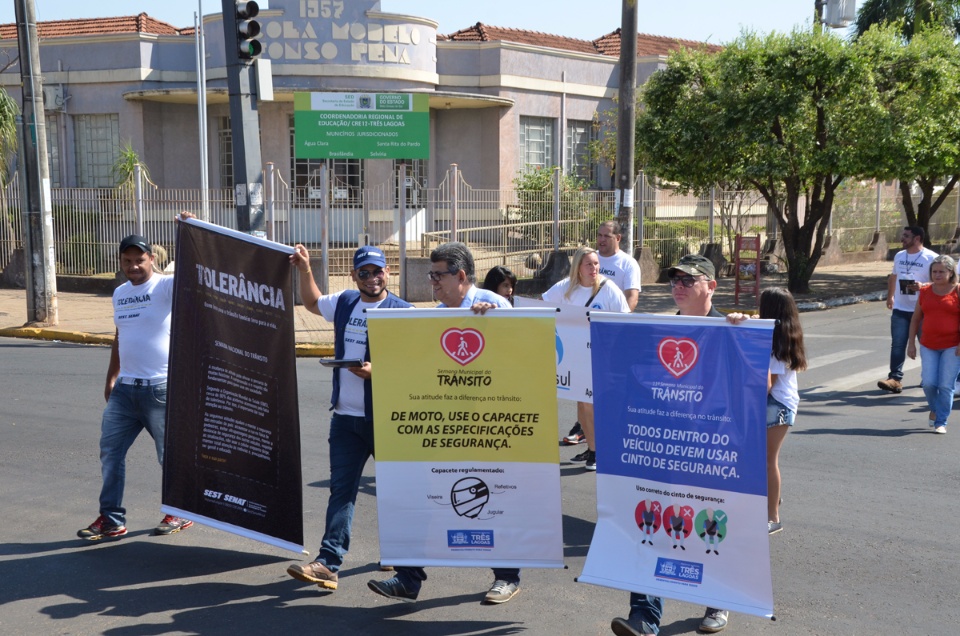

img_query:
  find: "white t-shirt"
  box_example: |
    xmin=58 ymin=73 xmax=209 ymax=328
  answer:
xmin=113 ymin=273 xmax=175 ymax=380
xmin=598 ymin=250 xmax=642 ymax=294
xmin=542 ymin=277 xmax=630 ymax=312
xmin=891 ymin=247 xmax=937 ymax=312
xmin=316 ymin=291 xmax=388 ymax=417
xmin=769 ymin=355 xmax=799 ymax=413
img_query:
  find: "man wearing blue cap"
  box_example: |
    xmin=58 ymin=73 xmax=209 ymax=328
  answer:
xmin=286 ymin=244 xmax=412 ymax=591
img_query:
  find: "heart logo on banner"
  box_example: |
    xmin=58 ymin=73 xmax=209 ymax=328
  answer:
xmin=657 ymin=338 xmax=699 ymax=379
xmin=441 ymin=328 xmax=485 ymax=366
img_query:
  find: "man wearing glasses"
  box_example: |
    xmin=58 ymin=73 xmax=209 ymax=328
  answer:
xmin=369 ymin=241 xmax=521 ymax=605
xmin=611 ymin=253 xmax=729 ymax=636
xmin=668 ymin=254 xmax=723 ymax=319
xmin=286 ymin=245 xmax=412 ymax=591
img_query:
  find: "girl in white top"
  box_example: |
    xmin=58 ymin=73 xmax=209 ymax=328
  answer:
xmin=760 ymin=287 xmax=807 ymax=535
xmin=542 ymin=246 xmax=630 ymax=470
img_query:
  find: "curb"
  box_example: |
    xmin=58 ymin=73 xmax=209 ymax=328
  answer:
xmin=0 ymin=327 xmax=114 ymax=345
xmin=1 ymin=291 xmax=886 ymax=350
xmin=0 ymin=325 xmax=336 ymax=358
xmin=796 ymin=290 xmax=886 ymax=312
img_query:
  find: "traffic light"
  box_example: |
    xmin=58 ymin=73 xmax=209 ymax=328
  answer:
xmin=236 ymin=0 xmax=261 ymax=60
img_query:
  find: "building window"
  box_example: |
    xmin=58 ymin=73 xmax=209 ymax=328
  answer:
xmin=566 ymin=119 xmax=596 ymax=185
xmin=45 ymin=113 xmax=61 ymax=188
xmin=73 ymin=114 xmax=119 ymax=187
xmin=393 ymin=158 xmax=426 ymax=207
xmin=288 ymin=116 xmax=363 ymax=206
xmin=520 ymin=116 xmax=555 ymax=172
xmin=218 ymin=116 xmax=233 ymax=188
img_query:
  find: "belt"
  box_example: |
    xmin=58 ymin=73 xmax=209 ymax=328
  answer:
xmin=117 ymin=377 xmax=166 ymax=387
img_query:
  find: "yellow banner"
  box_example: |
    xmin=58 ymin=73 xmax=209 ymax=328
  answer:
xmin=367 ymin=309 xmax=557 ymax=464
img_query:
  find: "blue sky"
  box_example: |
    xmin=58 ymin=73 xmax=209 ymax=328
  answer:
xmin=0 ymin=1 xmax=847 ymax=44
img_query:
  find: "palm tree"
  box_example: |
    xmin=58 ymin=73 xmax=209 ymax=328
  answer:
xmin=853 ymin=0 xmax=960 ymax=39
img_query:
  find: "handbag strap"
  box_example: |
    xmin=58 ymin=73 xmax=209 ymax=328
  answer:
xmin=584 ymin=279 xmax=607 ymax=307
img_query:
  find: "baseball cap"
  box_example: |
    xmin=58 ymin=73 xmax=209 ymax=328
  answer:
xmin=669 ymin=254 xmax=715 ymax=281
xmin=353 ymin=246 xmax=386 ymax=270
xmin=118 ymin=234 xmax=151 ymax=254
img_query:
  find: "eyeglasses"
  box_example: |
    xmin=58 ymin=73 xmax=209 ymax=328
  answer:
xmin=356 ymin=269 xmax=385 ymax=280
xmin=427 ymin=270 xmax=457 ymax=282
xmin=669 ymin=275 xmax=705 ymax=288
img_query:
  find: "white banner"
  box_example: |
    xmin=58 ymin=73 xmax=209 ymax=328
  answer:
xmin=514 ymin=297 xmax=592 ymax=403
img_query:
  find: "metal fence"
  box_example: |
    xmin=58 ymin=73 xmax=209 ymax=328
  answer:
xmin=3 ymin=168 xmax=959 ymax=296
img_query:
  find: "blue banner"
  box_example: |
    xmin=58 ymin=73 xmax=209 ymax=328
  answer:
xmin=579 ymin=313 xmax=776 ymax=618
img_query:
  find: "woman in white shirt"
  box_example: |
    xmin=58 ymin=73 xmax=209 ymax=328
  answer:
xmin=543 ymin=246 xmax=630 ymax=470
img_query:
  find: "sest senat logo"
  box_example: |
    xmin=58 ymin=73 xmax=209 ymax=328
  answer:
xmin=440 ymin=328 xmax=485 ymax=366
xmin=657 ymin=338 xmax=699 ymax=379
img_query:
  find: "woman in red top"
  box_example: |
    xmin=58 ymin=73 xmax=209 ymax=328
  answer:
xmin=907 ymin=255 xmax=960 ymax=434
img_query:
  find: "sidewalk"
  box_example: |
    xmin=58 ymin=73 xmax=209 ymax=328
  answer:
xmin=0 ymin=260 xmax=888 ymax=353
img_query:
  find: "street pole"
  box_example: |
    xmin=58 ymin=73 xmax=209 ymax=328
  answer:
xmin=221 ymin=0 xmax=264 ymax=234
xmin=195 ymin=3 xmax=210 ymax=221
xmin=14 ymin=0 xmax=56 ymax=325
xmin=615 ymin=0 xmax=638 ymax=254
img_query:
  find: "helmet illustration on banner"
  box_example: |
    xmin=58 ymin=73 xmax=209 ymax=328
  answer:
xmin=450 ymin=477 xmax=490 ymax=518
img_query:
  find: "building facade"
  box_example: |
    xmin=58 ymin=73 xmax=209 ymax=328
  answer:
xmin=0 ymin=0 xmax=718 ymax=196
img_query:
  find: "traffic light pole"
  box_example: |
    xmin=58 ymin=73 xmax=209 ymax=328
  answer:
xmin=221 ymin=0 xmax=264 ymax=233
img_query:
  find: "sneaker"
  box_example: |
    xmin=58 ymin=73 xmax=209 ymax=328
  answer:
xmin=483 ymin=579 xmax=520 ymax=604
xmin=77 ymin=515 xmax=127 ymax=541
xmin=877 ymin=378 xmax=902 ymax=393
xmin=379 ymin=562 xmax=394 ymax=572
xmin=154 ymin=515 xmax=194 ymax=535
xmin=611 ymin=617 xmax=656 ymax=636
xmin=572 ymin=449 xmax=591 ymax=462
xmin=768 ymin=521 xmax=783 ymax=535
xmin=700 ymin=608 xmax=729 ymax=633
xmin=368 ymin=576 xmax=419 ymax=603
xmin=584 ymin=450 xmax=597 ymax=471
xmin=287 ymin=561 xmax=339 ymax=590
xmin=935 ymin=425 xmax=947 ymax=434
xmin=562 ymin=422 xmax=586 ymax=445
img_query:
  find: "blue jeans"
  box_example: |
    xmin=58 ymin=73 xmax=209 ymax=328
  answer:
xmin=888 ymin=309 xmax=913 ymax=381
xmin=919 ymin=344 xmax=960 ymax=426
xmin=626 ymin=593 xmax=663 ymax=634
xmin=316 ymin=413 xmax=376 ymax=572
xmin=393 ymin=566 xmax=521 ymax=594
xmin=99 ymin=381 xmax=167 ymax=526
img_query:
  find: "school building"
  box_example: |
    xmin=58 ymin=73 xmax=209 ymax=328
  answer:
xmin=0 ymin=0 xmax=719 ymax=197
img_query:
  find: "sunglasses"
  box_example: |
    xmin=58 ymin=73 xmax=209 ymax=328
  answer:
xmin=669 ymin=275 xmax=705 ymax=288
xmin=427 ymin=270 xmax=457 ymax=282
xmin=356 ymin=269 xmax=385 ymax=280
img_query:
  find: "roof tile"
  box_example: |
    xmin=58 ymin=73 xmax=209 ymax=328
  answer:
xmin=0 ymin=13 xmax=187 ymax=40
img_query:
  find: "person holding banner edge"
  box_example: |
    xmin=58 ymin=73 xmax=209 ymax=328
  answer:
xmin=564 ymin=221 xmax=643 ymax=446
xmin=77 ymin=224 xmax=194 ymax=541
xmin=611 ymin=254 xmax=729 ymax=636
xmin=285 ymin=244 xmax=413 ymax=591
xmin=542 ymin=245 xmax=630 ymax=471
xmin=368 ymin=241 xmax=522 ymax=605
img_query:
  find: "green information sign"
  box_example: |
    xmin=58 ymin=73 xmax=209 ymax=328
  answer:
xmin=293 ymin=92 xmax=430 ymax=160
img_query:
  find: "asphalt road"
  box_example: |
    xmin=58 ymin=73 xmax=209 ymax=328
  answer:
xmin=0 ymin=301 xmax=956 ymax=635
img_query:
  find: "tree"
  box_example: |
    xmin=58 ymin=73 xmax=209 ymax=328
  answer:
xmin=856 ymin=25 xmax=960 ymax=246
xmin=0 ymin=88 xmax=19 ymax=271
xmin=636 ymin=30 xmax=884 ymax=293
xmin=853 ymin=0 xmax=960 ymax=40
